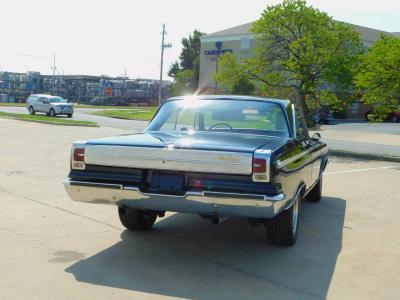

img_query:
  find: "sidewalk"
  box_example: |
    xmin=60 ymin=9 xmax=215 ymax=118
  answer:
xmin=311 ymin=127 xmax=400 ymax=162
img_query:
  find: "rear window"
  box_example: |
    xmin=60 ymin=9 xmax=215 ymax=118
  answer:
xmin=147 ymin=98 xmax=289 ymax=137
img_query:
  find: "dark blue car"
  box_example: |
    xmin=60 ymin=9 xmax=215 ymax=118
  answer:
xmin=64 ymin=95 xmax=328 ymax=246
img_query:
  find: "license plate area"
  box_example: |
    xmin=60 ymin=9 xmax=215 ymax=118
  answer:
xmin=149 ymin=172 xmax=185 ymax=195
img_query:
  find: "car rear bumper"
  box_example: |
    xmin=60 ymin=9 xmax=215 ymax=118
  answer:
xmin=63 ymin=179 xmax=287 ymax=219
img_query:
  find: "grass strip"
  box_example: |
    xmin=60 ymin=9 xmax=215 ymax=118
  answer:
xmin=92 ymin=108 xmax=157 ymax=121
xmin=0 ymin=111 xmax=98 ymax=127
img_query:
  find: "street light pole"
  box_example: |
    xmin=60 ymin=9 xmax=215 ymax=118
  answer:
xmin=158 ymin=24 xmax=172 ymax=106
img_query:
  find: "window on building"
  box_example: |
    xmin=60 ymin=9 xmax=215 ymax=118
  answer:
xmin=241 ymin=37 xmax=250 ymax=49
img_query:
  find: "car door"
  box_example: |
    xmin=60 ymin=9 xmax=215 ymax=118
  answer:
xmin=294 ymin=107 xmax=314 ymax=188
xmin=37 ymin=97 xmax=49 ymax=113
xmin=298 ymin=110 xmax=324 ymax=185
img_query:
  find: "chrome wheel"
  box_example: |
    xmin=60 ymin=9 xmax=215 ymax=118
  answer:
xmin=292 ymin=195 xmax=299 ymax=234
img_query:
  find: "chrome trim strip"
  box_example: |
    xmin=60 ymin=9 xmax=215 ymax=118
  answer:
xmin=69 ymin=181 xmax=122 ymax=190
xmin=291 ymin=103 xmax=296 ymax=139
xmin=65 ymin=179 xmax=285 ymax=202
xmin=275 ymin=143 xmax=321 ymax=169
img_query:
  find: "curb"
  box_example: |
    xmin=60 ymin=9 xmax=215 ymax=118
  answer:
xmin=0 ymin=116 xmax=99 ymax=127
xmin=329 ymin=149 xmax=400 ymax=163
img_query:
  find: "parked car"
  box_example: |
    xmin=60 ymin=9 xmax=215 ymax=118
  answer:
xmin=26 ymin=94 xmax=73 ymax=117
xmin=89 ymin=97 xmax=130 ymax=106
xmin=64 ymin=95 xmax=328 ymax=246
xmin=365 ymin=110 xmax=400 ymax=123
xmin=312 ymin=108 xmax=334 ymax=124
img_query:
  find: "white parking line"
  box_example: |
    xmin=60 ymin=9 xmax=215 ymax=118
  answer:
xmin=325 ymin=166 xmax=398 ymax=175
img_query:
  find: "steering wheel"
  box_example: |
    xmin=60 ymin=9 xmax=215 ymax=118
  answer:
xmin=209 ymin=122 xmax=233 ymax=130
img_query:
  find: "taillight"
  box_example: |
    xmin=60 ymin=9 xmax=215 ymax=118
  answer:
xmin=252 ymin=158 xmax=266 ymax=173
xmin=71 ymin=143 xmax=86 ymax=170
xmin=252 ymin=150 xmax=271 ymax=182
xmin=73 ymin=148 xmax=85 ymax=162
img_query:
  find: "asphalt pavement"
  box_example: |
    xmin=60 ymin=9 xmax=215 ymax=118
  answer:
xmin=1 ymin=118 xmax=400 ymax=299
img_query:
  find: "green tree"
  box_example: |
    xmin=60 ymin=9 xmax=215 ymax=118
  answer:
xmin=169 ymin=69 xmax=195 ymax=97
xmin=168 ymin=30 xmax=205 ymax=95
xmin=215 ymin=0 xmax=363 ymax=119
xmin=356 ymin=35 xmax=400 ymax=121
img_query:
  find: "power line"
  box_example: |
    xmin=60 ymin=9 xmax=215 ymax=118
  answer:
xmin=0 ymin=52 xmax=154 ymax=64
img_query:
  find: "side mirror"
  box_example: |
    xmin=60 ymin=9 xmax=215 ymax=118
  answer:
xmin=312 ymin=132 xmax=321 ymax=141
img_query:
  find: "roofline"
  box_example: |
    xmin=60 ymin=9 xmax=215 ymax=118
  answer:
xmin=202 ymin=20 xmax=397 ymax=39
xmin=166 ymin=95 xmax=291 ymax=107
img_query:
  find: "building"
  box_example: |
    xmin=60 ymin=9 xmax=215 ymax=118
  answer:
xmin=199 ymin=22 xmax=399 ymax=117
xmin=0 ymin=72 xmax=170 ymax=105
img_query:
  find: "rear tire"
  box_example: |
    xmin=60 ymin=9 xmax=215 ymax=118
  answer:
xmin=49 ymin=108 xmax=56 ymax=117
xmin=118 ymin=207 xmax=157 ymax=230
xmin=67 ymin=113 xmax=73 ymax=118
xmin=265 ymin=192 xmax=301 ymax=246
xmin=28 ymin=106 xmax=35 ymax=115
xmin=305 ymin=176 xmax=322 ymax=202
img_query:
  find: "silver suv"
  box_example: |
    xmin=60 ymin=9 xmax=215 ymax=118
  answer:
xmin=26 ymin=94 xmax=74 ymax=118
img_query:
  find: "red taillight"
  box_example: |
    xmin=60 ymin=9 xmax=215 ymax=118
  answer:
xmin=73 ymin=148 xmax=85 ymax=162
xmin=252 ymin=158 xmax=266 ymax=173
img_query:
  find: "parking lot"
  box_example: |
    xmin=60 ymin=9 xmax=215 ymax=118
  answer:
xmin=1 ymin=118 xmax=399 ymax=300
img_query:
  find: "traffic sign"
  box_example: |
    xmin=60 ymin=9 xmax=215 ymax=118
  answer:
xmin=105 ymin=87 xmax=113 ymax=96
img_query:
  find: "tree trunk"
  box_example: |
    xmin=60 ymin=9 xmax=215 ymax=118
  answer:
xmin=295 ymin=87 xmax=308 ymax=120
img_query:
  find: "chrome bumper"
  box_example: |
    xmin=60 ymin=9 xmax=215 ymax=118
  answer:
xmin=63 ymin=179 xmax=287 ymax=219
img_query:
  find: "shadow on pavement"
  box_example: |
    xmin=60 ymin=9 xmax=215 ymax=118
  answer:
xmin=66 ymin=197 xmax=345 ymax=299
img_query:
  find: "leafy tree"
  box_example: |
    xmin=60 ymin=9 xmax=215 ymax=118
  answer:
xmin=169 ymin=69 xmax=195 ymax=96
xmin=232 ymin=78 xmax=256 ymax=95
xmin=356 ymin=35 xmax=400 ymax=121
xmin=215 ymin=0 xmax=363 ymax=119
xmin=167 ymin=61 xmax=180 ymax=79
xmin=168 ymin=30 xmax=205 ymax=94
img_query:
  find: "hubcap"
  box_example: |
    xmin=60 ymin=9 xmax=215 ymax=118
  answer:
xmin=292 ymin=195 xmax=299 ymax=234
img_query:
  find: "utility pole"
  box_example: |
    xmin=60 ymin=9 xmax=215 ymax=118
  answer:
xmin=52 ymin=54 xmax=56 ymax=96
xmin=214 ymin=53 xmax=219 ymax=94
xmin=158 ymin=24 xmax=172 ymax=106
xmin=214 ymin=41 xmax=223 ymax=94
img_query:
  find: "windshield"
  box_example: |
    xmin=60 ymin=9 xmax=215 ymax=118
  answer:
xmin=147 ymin=99 xmax=289 ymax=137
xmin=48 ymin=97 xmax=65 ymax=103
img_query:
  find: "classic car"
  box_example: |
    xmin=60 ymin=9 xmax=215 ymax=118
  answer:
xmin=64 ymin=95 xmax=328 ymax=246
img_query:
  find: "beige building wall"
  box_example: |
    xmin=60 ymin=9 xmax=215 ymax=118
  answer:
xmin=199 ymin=35 xmax=257 ymax=93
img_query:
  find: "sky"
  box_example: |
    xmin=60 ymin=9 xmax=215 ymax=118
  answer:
xmin=0 ymin=0 xmax=399 ymax=80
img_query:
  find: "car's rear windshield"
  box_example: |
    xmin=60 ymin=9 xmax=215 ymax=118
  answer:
xmin=48 ymin=97 xmax=65 ymax=103
xmin=147 ymin=99 xmax=289 ymax=137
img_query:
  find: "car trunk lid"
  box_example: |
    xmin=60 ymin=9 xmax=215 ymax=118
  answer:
xmin=84 ymin=132 xmax=285 ymax=175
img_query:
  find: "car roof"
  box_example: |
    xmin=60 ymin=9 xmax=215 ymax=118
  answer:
xmin=30 ymin=94 xmax=63 ymax=98
xmin=166 ymin=95 xmax=291 ymax=108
